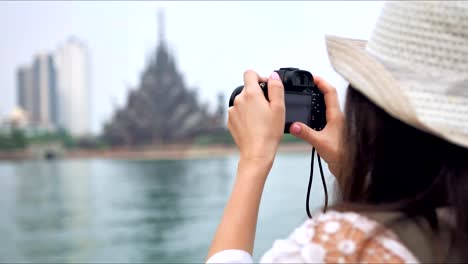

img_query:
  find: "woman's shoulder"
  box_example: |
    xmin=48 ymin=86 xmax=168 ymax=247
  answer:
xmin=260 ymin=210 xmax=419 ymax=263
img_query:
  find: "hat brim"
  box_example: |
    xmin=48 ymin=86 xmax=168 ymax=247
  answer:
xmin=325 ymin=35 xmax=468 ymax=148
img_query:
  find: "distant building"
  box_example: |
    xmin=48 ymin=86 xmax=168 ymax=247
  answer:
xmin=103 ymin=10 xmax=225 ymax=146
xmin=9 ymin=107 xmax=29 ymax=128
xmin=16 ymin=66 xmax=34 ymax=123
xmin=16 ymin=37 xmax=91 ymax=136
xmin=32 ymin=53 xmax=58 ymax=128
xmin=55 ymin=38 xmax=91 ymax=136
xmin=17 ymin=54 xmax=58 ymax=129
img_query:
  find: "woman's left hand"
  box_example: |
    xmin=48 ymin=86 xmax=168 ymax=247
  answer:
xmin=228 ymin=70 xmax=285 ymax=165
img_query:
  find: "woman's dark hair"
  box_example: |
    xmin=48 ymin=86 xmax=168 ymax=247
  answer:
xmin=338 ymin=86 xmax=468 ymax=259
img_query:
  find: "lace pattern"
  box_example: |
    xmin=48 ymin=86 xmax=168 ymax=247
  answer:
xmin=260 ymin=211 xmax=419 ymax=263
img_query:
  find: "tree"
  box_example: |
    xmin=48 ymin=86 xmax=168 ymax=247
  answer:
xmin=11 ymin=129 xmax=26 ymax=149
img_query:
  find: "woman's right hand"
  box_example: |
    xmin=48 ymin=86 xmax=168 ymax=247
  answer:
xmin=290 ymin=76 xmax=345 ymax=178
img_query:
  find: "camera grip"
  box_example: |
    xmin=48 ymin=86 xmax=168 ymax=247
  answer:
xmin=228 ymin=83 xmax=269 ymax=107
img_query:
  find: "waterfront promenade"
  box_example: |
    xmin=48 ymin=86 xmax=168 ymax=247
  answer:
xmin=0 ymin=142 xmax=312 ymax=161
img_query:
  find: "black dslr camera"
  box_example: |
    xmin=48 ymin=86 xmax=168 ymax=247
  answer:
xmin=228 ymin=68 xmax=326 ymax=133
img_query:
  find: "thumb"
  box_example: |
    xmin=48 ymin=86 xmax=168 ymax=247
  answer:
xmin=290 ymin=122 xmax=321 ymax=145
xmin=267 ymin=71 xmax=285 ymax=110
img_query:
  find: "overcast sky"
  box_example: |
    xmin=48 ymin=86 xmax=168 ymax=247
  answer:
xmin=0 ymin=1 xmax=384 ymax=134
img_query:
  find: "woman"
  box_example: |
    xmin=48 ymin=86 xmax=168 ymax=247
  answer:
xmin=207 ymin=2 xmax=468 ymax=263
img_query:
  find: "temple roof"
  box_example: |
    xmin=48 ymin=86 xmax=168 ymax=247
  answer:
xmin=103 ymin=9 xmax=224 ymax=146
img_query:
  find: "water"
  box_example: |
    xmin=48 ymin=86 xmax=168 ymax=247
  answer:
xmin=0 ymin=153 xmax=334 ymax=263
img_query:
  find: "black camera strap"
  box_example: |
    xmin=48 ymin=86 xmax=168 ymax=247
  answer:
xmin=306 ymin=147 xmax=328 ymax=218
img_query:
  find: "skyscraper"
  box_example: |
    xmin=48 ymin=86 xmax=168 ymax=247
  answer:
xmin=16 ymin=54 xmax=58 ymax=129
xmin=16 ymin=66 xmax=35 ymax=123
xmin=32 ymin=53 xmax=58 ymax=128
xmin=55 ymin=37 xmax=91 ymax=136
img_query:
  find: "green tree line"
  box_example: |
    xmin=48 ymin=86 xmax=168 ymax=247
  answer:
xmin=0 ymin=128 xmax=302 ymax=151
xmin=0 ymin=129 xmax=109 ymax=151
xmin=0 ymin=129 xmax=27 ymax=150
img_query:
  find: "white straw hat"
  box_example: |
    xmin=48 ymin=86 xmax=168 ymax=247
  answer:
xmin=326 ymin=1 xmax=468 ymax=148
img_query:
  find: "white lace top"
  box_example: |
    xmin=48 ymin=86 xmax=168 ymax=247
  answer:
xmin=207 ymin=210 xmax=419 ymax=263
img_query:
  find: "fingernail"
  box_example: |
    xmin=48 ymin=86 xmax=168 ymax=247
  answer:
xmin=270 ymin=72 xmax=280 ymax=80
xmin=290 ymin=123 xmax=301 ymax=135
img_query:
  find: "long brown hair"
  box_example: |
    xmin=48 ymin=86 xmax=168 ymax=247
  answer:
xmin=338 ymin=86 xmax=468 ymax=259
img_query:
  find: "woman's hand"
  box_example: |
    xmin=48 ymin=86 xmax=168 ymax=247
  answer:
xmin=207 ymin=70 xmax=285 ymax=260
xmin=289 ymin=76 xmax=344 ymax=178
xmin=228 ymin=70 xmax=285 ymax=165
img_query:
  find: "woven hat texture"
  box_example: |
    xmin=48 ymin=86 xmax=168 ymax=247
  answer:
xmin=326 ymin=1 xmax=468 ymax=148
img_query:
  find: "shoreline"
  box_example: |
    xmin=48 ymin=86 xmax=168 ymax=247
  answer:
xmin=0 ymin=142 xmax=313 ymax=161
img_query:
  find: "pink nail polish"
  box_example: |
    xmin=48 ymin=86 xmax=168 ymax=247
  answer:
xmin=291 ymin=124 xmax=301 ymax=135
xmin=270 ymin=72 xmax=280 ymax=80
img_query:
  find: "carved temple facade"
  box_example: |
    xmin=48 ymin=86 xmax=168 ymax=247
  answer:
xmin=103 ymin=12 xmax=225 ymax=146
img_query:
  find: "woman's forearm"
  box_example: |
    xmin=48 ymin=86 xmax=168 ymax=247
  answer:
xmin=206 ymin=157 xmax=273 ymax=260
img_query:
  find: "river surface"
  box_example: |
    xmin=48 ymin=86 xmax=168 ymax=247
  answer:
xmin=0 ymin=152 xmax=334 ymax=263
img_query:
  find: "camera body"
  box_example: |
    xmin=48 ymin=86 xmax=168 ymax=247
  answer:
xmin=228 ymin=68 xmax=327 ymax=133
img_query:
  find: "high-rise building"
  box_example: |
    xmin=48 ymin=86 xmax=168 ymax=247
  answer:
xmin=16 ymin=66 xmax=35 ymax=123
xmin=15 ymin=37 xmax=90 ymax=134
xmin=32 ymin=53 xmax=58 ymax=128
xmin=55 ymin=37 xmax=91 ymax=136
xmin=16 ymin=54 xmax=57 ymax=129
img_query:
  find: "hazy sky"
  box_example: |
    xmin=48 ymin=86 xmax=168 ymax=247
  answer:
xmin=1 ymin=1 xmax=384 ymax=134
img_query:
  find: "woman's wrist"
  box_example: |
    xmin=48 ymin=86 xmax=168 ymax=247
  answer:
xmin=239 ymin=155 xmax=274 ymax=166
xmin=239 ymin=145 xmax=277 ymax=166
xmin=237 ymin=156 xmax=274 ymax=181
xmin=238 ymin=156 xmax=275 ymax=174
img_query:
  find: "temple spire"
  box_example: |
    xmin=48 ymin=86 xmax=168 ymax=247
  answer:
xmin=155 ymin=8 xmax=170 ymax=70
xmin=158 ymin=9 xmax=166 ymax=46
